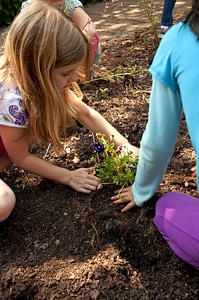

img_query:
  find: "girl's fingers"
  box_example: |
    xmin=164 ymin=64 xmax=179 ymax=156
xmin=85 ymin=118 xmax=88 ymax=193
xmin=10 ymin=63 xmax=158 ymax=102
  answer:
xmin=111 ymin=189 xmax=133 ymax=202
xmin=111 ymin=186 xmax=136 ymax=212
xmin=121 ymin=201 xmax=136 ymax=213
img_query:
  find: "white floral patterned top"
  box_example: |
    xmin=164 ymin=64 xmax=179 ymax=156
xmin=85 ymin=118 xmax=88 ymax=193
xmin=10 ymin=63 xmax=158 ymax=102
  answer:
xmin=0 ymin=84 xmax=29 ymax=128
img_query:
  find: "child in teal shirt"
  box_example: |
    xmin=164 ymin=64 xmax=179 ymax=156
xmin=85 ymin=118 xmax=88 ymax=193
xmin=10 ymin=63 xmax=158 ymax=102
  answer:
xmin=112 ymin=2 xmax=199 ymax=270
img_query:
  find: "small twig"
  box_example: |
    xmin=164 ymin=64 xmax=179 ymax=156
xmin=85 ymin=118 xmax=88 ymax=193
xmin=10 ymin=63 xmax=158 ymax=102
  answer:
xmin=133 ymin=89 xmax=151 ymax=94
xmin=90 ymin=219 xmax=101 ymax=247
xmin=43 ymin=143 xmax=51 ymax=160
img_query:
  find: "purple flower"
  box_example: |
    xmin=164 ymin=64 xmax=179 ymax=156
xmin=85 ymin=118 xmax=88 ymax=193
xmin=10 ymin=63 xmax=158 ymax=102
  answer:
xmin=94 ymin=142 xmax=105 ymax=153
xmin=118 ymin=146 xmax=123 ymax=150
xmin=129 ymin=163 xmax=134 ymax=171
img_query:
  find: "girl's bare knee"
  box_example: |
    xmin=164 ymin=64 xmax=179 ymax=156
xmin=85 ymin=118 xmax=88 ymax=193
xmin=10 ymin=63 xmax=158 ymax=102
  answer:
xmin=0 ymin=180 xmax=16 ymax=221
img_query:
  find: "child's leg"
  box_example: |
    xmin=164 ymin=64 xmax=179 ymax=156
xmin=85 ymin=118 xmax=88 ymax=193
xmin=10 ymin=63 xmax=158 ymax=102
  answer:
xmin=0 ymin=179 xmax=16 ymax=221
xmin=90 ymin=32 xmax=100 ymax=61
xmin=161 ymin=0 xmax=176 ymax=27
xmin=154 ymin=192 xmax=199 ymax=270
xmin=89 ymin=33 xmax=101 ymax=79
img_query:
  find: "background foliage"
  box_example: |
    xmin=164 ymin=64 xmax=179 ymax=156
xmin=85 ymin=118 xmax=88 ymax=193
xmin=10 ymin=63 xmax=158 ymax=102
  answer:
xmin=0 ymin=0 xmax=22 ymax=26
xmin=0 ymin=0 xmax=102 ymax=27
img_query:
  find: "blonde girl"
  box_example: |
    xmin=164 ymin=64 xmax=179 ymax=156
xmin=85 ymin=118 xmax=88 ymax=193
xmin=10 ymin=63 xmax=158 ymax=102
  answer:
xmin=0 ymin=2 xmax=139 ymax=221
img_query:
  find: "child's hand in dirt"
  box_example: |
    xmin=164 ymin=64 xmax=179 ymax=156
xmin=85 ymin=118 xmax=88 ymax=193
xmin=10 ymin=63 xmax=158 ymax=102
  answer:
xmin=191 ymin=166 xmax=196 ymax=177
xmin=122 ymin=144 xmax=140 ymax=157
xmin=111 ymin=186 xmax=136 ymax=212
xmin=68 ymin=169 xmax=100 ymax=193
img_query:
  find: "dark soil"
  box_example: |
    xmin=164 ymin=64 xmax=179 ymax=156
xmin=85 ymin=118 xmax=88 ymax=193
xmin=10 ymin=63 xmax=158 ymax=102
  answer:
xmin=1 ymin=12 xmax=199 ymax=300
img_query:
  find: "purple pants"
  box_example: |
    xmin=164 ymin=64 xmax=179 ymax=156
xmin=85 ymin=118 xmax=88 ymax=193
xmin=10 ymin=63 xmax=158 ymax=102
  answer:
xmin=154 ymin=192 xmax=199 ymax=270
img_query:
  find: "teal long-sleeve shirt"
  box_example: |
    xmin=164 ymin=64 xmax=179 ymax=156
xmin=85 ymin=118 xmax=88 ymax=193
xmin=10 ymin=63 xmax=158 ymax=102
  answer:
xmin=133 ymin=79 xmax=182 ymax=206
xmin=132 ymin=21 xmax=199 ymax=206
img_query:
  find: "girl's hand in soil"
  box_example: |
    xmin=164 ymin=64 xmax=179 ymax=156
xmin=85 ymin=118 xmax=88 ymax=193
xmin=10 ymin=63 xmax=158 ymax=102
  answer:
xmin=111 ymin=186 xmax=136 ymax=212
xmin=67 ymin=169 xmax=101 ymax=194
xmin=122 ymin=144 xmax=140 ymax=157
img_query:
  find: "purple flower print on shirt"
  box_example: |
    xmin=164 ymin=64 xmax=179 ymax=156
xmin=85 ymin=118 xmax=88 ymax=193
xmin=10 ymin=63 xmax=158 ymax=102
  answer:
xmin=9 ymin=100 xmax=28 ymax=126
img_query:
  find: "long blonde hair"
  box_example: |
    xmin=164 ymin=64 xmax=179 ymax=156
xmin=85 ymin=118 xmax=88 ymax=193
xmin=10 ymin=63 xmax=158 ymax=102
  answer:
xmin=0 ymin=1 xmax=90 ymax=151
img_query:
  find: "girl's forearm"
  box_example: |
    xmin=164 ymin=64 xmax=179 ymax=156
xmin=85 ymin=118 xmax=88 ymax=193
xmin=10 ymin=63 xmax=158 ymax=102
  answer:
xmin=72 ymin=7 xmax=96 ymax=39
xmin=12 ymin=154 xmax=71 ymax=185
xmin=11 ymin=152 xmax=101 ymax=193
xmin=80 ymin=110 xmax=129 ymax=146
xmin=83 ymin=112 xmax=140 ymax=156
xmin=82 ymin=23 xmax=96 ymax=40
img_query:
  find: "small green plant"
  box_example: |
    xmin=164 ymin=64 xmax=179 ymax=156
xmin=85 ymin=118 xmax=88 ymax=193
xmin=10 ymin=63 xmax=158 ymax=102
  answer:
xmin=99 ymin=88 xmax=108 ymax=94
xmin=139 ymin=0 xmax=160 ymax=46
xmin=91 ymin=65 xmax=147 ymax=86
xmin=92 ymin=133 xmax=139 ymax=189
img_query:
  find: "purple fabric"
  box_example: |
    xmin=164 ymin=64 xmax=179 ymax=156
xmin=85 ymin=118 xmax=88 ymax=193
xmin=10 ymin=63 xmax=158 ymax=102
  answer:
xmin=154 ymin=192 xmax=199 ymax=270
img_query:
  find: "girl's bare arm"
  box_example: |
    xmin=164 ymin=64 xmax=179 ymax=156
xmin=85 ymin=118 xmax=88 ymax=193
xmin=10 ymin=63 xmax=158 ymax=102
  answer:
xmin=0 ymin=125 xmax=100 ymax=193
xmin=71 ymin=7 xmax=96 ymax=41
xmin=71 ymin=91 xmax=140 ymax=156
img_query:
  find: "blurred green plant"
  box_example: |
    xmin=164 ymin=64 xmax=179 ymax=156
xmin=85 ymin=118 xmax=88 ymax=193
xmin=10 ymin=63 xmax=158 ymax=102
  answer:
xmin=139 ymin=0 xmax=160 ymax=46
xmin=92 ymin=133 xmax=139 ymax=188
xmin=82 ymin=0 xmax=101 ymax=4
xmin=0 ymin=0 xmax=101 ymax=26
xmin=0 ymin=0 xmax=22 ymax=26
xmin=91 ymin=65 xmax=147 ymax=85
